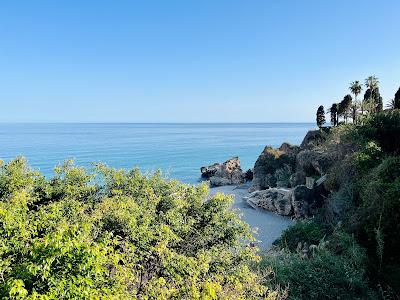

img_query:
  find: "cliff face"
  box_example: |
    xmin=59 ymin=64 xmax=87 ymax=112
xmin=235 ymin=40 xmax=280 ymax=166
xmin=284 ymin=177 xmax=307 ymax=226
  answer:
xmin=250 ymin=143 xmax=299 ymax=191
xmin=248 ymin=130 xmax=331 ymax=218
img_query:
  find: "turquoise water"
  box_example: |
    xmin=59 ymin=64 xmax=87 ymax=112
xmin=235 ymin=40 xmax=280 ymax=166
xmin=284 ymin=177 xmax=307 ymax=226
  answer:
xmin=0 ymin=123 xmax=313 ymax=183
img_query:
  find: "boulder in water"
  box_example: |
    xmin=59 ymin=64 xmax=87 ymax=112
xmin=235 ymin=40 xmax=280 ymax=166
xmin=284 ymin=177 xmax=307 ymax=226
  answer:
xmin=200 ymin=157 xmax=245 ymax=186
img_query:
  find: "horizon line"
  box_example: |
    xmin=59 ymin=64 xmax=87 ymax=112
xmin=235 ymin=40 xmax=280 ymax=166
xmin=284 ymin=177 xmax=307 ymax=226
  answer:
xmin=0 ymin=121 xmax=316 ymax=125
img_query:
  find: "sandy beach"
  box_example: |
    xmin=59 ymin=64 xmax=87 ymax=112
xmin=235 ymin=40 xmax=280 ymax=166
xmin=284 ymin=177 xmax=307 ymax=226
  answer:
xmin=209 ymin=183 xmax=294 ymax=250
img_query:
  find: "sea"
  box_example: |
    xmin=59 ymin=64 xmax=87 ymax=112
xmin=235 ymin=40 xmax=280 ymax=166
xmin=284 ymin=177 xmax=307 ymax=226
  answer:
xmin=0 ymin=123 xmax=314 ymax=182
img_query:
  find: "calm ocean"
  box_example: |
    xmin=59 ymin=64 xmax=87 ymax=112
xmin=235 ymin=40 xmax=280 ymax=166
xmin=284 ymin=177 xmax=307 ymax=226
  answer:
xmin=0 ymin=123 xmax=314 ymax=183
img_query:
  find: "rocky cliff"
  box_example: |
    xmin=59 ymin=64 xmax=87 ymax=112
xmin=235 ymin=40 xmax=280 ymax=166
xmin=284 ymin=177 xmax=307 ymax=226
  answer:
xmin=248 ymin=130 xmax=330 ymax=218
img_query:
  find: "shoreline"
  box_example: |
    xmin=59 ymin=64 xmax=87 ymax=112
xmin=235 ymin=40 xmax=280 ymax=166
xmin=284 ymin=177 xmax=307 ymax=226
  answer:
xmin=209 ymin=183 xmax=293 ymax=249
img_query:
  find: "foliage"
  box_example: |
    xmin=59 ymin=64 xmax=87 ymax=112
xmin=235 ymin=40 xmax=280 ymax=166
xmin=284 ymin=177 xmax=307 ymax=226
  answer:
xmin=360 ymin=156 xmax=400 ymax=264
xmin=316 ymin=105 xmax=325 ymax=128
xmin=274 ymin=219 xmax=327 ymax=252
xmin=364 ymin=76 xmax=379 ymax=92
xmin=360 ymin=109 xmax=400 ymax=154
xmin=338 ymin=95 xmax=352 ymax=123
xmin=349 ymin=81 xmax=362 ymax=101
xmin=329 ymin=103 xmax=338 ymax=126
xmin=274 ymin=165 xmax=293 ymax=188
xmin=354 ymin=141 xmax=384 ymax=175
xmin=262 ymin=230 xmax=375 ymax=300
xmin=395 ymin=87 xmax=400 ymax=109
xmin=0 ymin=158 xmax=267 ymax=299
xmin=363 ymin=88 xmax=383 ymax=114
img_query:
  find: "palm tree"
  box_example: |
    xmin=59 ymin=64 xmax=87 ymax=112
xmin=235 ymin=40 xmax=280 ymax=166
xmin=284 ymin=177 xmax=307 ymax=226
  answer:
xmin=395 ymin=87 xmax=400 ymax=109
xmin=364 ymin=76 xmax=380 ymax=114
xmin=349 ymin=81 xmax=362 ymax=115
xmin=350 ymin=101 xmax=359 ymax=124
xmin=386 ymin=99 xmax=396 ymax=109
xmin=365 ymin=75 xmax=379 ymax=91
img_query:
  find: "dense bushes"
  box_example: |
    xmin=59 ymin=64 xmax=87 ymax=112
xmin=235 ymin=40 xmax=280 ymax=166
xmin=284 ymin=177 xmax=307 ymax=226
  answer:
xmin=274 ymin=220 xmax=327 ymax=252
xmin=360 ymin=157 xmax=400 ymax=274
xmin=360 ymin=109 xmax=400 ymax=154
xmin=0 ymin=158 xmax=266 ymax=299
xmin=262 ymin=227 xmax=375 ymax=300
xmin=264 ymin=110 xmax=400 ymax=298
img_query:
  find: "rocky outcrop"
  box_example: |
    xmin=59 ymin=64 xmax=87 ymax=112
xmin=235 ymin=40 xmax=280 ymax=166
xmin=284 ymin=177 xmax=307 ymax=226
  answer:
xmin=300 ymin=130 xmax=326 ymax=150
xmin=246 ymin=175 xmax=328 ymax=218
xmin=295 ymin=149 xmax=334 ymax=177
xmin=289 ymin=170 xmax=307 ymax=187
xmin=245 ymin=188 xmax=293 ymax=216
xmin=250 ymin=143 xmax=299 ymax=192
xmin=200 ymin=157 xmax=245 ymax=186
xmin=279 ymin=142 xmax=300 ymax=157
xmin=291 ymin=185 xmax=314 ymax=218
xmin=246 ymin=130 xmax=332 ymax=218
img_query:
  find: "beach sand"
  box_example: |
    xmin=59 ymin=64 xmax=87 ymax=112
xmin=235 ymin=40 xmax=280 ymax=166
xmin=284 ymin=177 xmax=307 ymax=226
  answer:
xmin=209 ymin=183 xmax=294 ymax=250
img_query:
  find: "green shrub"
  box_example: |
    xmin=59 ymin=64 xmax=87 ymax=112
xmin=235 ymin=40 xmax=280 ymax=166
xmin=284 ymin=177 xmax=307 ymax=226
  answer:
xmin=262 ymin=231 xmax=375 ymax=300
xmin=275 ymin=165 xmax=293 ymax=188
xmin=354 ymin=141 xmax=384 ymax=175
xmin=360 ymin=156 xmax=400 ymax=264
xmin=0 ymin=158 xmax=267 ymax=299
xmin=360 ymin=109 xmax=400 ymax=154
xmin=274 ymin=220 xmax=327 ymax=252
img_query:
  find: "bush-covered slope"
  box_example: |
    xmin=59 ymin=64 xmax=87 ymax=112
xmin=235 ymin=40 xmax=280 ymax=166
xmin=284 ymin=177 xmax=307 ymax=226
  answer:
xmin=0 ymin=159 xmax=266 ymax=299
xmin=261 ymin=110 xmax=400 ymax=299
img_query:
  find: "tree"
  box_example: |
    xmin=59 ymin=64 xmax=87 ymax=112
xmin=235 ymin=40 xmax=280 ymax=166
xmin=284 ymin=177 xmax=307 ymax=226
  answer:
xmin=349 ymin=81 xmax=362 ymax=115
xmin=384 ymin=87 xmax=400 ymax=110
xmin=394 ymin=87 xmax=400 ymax=109
xmin=364 ymin=88 xmax=383 ymax=114
xmin=365 ymin=75 xmax=379 ymax=92
xmin=386 ymin=99 xmax=396 ymax=109
xmin=351 ymin=101 xmax=359 ymax=124
xmin=316 ymin=105 xmax=326 ymax=128
xmin=338 ymin=95 xmax=352 ymax=124
xmin=329 ymin=103 xmax=338 ymax=126
xmin=364 ymin=76 xmax=380 ymax=114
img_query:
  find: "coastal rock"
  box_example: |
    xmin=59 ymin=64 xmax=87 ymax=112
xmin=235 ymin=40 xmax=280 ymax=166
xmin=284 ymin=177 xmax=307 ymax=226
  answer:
xmin=201 ymin=157 xmax=245 ymax=186
xmin=300 ymin=130 xmax=326 ymax=150
xmin=245 ymin=188 xmax=293 ymax=216
xmin=289 ymin=170 xmax=306 ymax=187
xmin=296 ymin=149 xmax=333 ymax=176
xmin=291 ymin=185 xmax=315 ymax=218
xmin=279 ymin=142 xmax=300 ymax=157
xmin=250 ymin=143 xmax=299 ymax=191
xmin=200 ymin=163 xmax=220 ymax=178
xmin=246 ymin=177 xmax=327 ymax=218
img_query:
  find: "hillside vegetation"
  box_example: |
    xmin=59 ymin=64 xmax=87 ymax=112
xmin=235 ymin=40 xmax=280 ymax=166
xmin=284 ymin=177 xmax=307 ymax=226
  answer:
xmin=262 ymin=109 xmax=400 ymax=299
xmin=0 ymin=160 xmax=267 ymax=299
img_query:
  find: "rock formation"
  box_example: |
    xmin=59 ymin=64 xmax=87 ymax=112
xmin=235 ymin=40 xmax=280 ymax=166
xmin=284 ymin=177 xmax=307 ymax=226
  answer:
xmin=245 ymin=177 xmax=327 ymax=219
xmin=247 ymin=130 xmax=331 ymax=218
xmin=245 ymin=188 xmax=292 ymax=215
xmin=250 ymin=143 xmax=299 ymax=191
xmin=300 ymin=130 xmax=326 ymax=150
xmin=200 ymin=157 xmax=245 ymax=186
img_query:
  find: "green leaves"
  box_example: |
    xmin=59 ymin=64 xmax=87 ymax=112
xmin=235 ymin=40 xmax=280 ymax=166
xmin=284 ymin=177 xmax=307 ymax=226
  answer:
xmin=0 ymin=158 xmax=265 ymax=299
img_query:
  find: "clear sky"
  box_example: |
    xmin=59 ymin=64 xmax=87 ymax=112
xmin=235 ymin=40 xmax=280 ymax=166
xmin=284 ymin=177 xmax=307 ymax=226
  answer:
xmin=0 ymin=0 xmax=399 ymax=123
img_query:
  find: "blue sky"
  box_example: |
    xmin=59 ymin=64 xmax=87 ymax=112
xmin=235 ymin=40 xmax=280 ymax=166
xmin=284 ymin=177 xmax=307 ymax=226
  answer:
xmin=0 ymin=0 xmax=399 ymax=122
